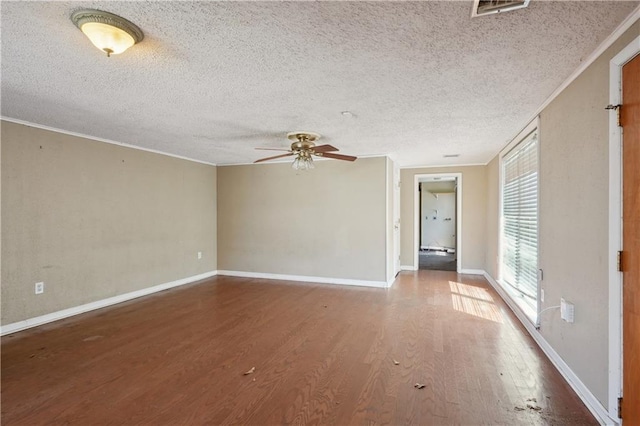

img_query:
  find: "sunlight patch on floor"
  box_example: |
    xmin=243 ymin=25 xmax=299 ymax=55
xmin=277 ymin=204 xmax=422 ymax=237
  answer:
xmin=449 ymin=281 xmax=503 ymax=323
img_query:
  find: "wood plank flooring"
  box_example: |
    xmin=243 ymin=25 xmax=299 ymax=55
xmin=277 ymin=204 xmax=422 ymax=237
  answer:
xmin=1 ymin=271 xmax=596 ymax=425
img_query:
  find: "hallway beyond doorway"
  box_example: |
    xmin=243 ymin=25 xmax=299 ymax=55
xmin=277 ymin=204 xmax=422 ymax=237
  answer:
xmin=419 ymin=248 xmax=457 ymax=271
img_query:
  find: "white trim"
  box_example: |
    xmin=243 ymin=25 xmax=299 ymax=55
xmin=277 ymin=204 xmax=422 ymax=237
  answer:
xmin=393 ymin=161 xmax=402 ymax=278
xmin=413 ymin=173 xmax=463 ymax=272
xmin=499 ymin=5 xmax=640 ymax=156
xmin=459 ymin=269 xmax=484 ymax=275
xmin=401 ymin=265 xmax=418 ymax=271
xmin=608 ymin=35 xmax=640 ymax=422
xmin=0 ymin=117 xmax=217 ymax=166
xmin=386 ymin=157 xmax=392 ymax=283
xmin=217 ymin=270 xmax=392 ymax=289
xmin=483 ymin=271 xmax=616 ymax=426
xmin=0 ymin=270 xmax=219 ymax=336
xmin=399 ymin=162 xmax=486 ymax=169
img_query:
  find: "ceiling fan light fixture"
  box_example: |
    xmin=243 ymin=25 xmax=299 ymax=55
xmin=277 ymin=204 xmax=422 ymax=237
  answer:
xmin=292 ymin=152 xmax=314 ymax=171
xmin=254 ymin=131 xmax=356 ymax=168
xmin=71 ymin=9 xmax=143 ymax=57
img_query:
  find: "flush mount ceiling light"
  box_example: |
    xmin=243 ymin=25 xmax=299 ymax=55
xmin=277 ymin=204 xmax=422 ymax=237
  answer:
xmin=71 ymin=9 xmax=143 ymax=57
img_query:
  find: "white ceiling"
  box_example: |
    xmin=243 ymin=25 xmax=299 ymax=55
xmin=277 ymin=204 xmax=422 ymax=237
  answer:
xmin=1 ymin=1 xmax=638 ymax=167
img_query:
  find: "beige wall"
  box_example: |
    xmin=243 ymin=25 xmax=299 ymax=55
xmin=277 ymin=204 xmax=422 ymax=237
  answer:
xmin=484 ymin=20 xmax=639 ymax=409
xmin=484 ymin=157 xmax=499 ymax=278
xmin=538 ymin=21 xmax=638 ymax=407
xmin=217 ymin=157 xmax=388 ymax=282
xmin=386 ymin=157 xmax=394 ymax=282
xmin=1 ymin=121 xmax=217 ymax=325
xmin=400 ymin=166 xmax=487 ymax=270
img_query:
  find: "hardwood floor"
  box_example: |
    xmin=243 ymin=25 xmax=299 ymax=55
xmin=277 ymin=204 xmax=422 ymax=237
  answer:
xmin=1 ymin=271 xmax=596 ymax=425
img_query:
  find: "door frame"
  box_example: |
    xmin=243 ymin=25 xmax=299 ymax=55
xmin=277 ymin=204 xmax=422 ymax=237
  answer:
xmin=413 ymin=173 xmax=462 ymax=272
xmin=608 ymin=35 xmax=639 ymax=421
xmin=393 ymin=162 xmax=401 ymax=277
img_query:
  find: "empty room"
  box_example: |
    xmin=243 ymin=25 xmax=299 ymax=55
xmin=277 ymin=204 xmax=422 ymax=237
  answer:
xmin=1 ymin=1 xmax=639 ymax=425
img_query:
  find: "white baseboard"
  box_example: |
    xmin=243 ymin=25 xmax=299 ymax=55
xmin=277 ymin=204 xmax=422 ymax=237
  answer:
xmin=399 ymin=266 xmax=482 ymax=274
xmin=459 ymin=268 xmax=485 ymax=275
xmin=217 ymin=270 xmax=391 ymax=288
xmin=482 ymin=271 xmax=616 ymax=426
xmin=0 ymin=270 xmax=219 ymax=336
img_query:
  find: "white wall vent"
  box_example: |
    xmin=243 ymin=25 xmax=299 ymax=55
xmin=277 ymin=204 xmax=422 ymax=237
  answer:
xmin=471 ymin=0 xmax=530 ymax=18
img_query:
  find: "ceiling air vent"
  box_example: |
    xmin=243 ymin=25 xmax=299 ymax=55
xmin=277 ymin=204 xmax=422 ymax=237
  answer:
xmin=471 ymin=0 xmax=530 ymax=18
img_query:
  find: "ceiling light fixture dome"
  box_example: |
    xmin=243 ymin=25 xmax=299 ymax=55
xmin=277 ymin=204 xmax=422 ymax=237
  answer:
xmin=71 ymin=9 xmax=143 ymax=57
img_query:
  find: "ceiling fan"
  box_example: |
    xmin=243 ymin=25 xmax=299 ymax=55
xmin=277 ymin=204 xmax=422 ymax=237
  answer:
xmin=254 ymin=132 xmax=357 ymax=170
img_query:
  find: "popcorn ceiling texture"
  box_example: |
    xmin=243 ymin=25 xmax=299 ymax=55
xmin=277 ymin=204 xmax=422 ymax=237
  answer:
xmin=1 ymin=1 xmax=637 ymax=167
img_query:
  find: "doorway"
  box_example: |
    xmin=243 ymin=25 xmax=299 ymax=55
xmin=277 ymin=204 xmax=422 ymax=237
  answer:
xmin=414 ymin=173 xmax=462 ymax=272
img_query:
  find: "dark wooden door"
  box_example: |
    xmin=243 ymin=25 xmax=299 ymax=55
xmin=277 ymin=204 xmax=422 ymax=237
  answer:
xmin=622 ymin=53 xmax=640 ymax=424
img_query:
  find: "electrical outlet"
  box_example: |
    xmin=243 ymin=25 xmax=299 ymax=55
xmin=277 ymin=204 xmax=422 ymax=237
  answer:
xmin=35 ymin=282 xmax=44 ymax=294
xmin=197 ymin=251 xmax=202 ymax=260
xmin=561 ymin=298 xmax=575 ymax=323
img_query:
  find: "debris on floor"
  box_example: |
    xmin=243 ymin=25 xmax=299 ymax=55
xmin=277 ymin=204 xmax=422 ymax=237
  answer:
xmin=527 ymin=397 xmax=537 ymax=402
xmin=514 ymin=406 xmax=526 ymax=411
xmin=243 ymin=367 xmax=255 ymax=375
xmin=414 ymin=383 xmax=426 ymax=389
xmin=393 ymin=359 xmax=400 ymax=365
xmin=527 ymin=404 xmax=542 ymax=411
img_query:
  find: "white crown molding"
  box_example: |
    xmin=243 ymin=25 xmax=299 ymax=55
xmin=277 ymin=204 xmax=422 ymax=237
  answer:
xmin=483 ymin=271 xmax=616 ymax=425
xmin=217 ymin=270 xmax=391 ymax=288
xmin=399 ymin=162 xmax=487 ymax=170
xmin=0 ymin=270 xmax=219 ymax=336
xmin=0 ymin=117 xmax=217 ymax=167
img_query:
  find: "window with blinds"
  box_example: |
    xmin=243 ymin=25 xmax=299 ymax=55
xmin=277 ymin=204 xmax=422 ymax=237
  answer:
xmin=501 ymin=131 xmax=538 ymax=315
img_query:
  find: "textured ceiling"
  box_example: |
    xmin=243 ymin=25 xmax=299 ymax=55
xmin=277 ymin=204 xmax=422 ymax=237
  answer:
xmin=1 ymin=1 xmax=638 ymax=167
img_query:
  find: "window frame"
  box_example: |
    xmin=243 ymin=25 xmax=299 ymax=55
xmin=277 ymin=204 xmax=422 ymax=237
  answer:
xmin=498 ymin=118 xmax=540 ymax=322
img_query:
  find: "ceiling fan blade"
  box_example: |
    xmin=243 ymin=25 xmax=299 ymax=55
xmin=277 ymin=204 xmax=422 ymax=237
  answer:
xmin=311 ymin=144 xmax=339 ymax=153
xmin=255 ymin=147 xmax=291 ymax=151
xmin=318 ymin=152 xmax=357 ymax=162
xmin=254 ymin=152 xmax=294 ymax=163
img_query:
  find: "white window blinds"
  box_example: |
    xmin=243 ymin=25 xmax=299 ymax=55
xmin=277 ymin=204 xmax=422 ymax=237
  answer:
xmin=501 ymin=131 xmax=538 ymax=302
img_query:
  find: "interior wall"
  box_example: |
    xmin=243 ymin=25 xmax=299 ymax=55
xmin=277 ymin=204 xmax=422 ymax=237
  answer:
xmin=400 ymin=166 xmax=487 ymax=270
xmin=484 ymin=20 xmax=639 ymax=410
xmin=217 ymin=157 xmax=387 ymax=282
xmin=386 ymin=157 xmax=394 ymax=282
xmin=1 ymin=121 xmax=218 ymax=325
xmin=485 ymin=157 xmax=499 ymax=278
